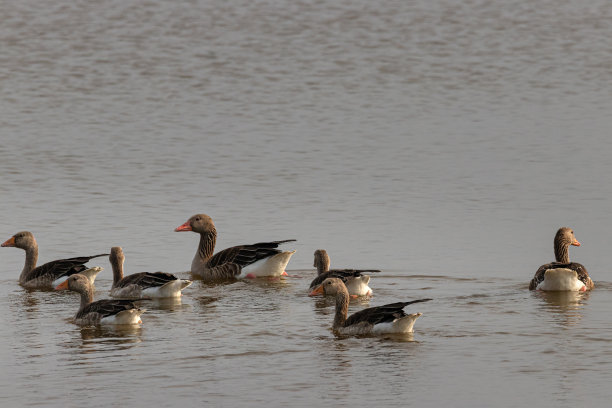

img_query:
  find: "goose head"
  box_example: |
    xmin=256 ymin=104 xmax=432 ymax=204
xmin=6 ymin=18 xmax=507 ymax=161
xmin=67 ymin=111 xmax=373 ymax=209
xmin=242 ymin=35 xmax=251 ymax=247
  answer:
xmin=1 ymin=231 xmax=36 ymax=250
xmin=555 ymin=227 xmax=581 ymax=248
xmin=175 ymin=214 xmax=216 ymax=234
xmin=55 ymin=273 xmax=91 ymax=293
xmin=309 ymin=277 xmax=346 ymax=296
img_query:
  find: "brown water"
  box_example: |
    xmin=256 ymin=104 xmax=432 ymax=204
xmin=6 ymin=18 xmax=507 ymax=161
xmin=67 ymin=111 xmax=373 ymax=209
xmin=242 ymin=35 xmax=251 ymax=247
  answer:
xmin=2 ymin=0 xmax=612 ymax=406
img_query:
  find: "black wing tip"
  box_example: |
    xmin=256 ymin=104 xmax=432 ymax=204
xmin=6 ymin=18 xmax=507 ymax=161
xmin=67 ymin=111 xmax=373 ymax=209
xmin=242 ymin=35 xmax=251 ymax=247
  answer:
xmin=408 ymin=298 xmax=433 ymax=305
xmin=274 ymin=239 xmax=297 ymax=245
xmin=91 ymin=253 xmax=110 ymax=258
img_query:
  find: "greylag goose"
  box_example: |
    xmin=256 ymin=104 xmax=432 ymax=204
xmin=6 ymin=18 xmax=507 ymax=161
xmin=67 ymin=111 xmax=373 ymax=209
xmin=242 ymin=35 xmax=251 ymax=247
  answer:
xmin=109 ymin=246 xmax=192 ymax=298
xmin=174 ymin=214 xmax=296 ymax=280
xmin=530 ymin=227 xmax=594 ymax=291
xmin=56 ymin=274 xmax=145 ymax=325
xmin=310 ymin=249 xmax=380 ymax=297
xmin=1 ymin=231 xmax=106 ymax=289
xmin=309 ymin=277 xmax=432 ymax=335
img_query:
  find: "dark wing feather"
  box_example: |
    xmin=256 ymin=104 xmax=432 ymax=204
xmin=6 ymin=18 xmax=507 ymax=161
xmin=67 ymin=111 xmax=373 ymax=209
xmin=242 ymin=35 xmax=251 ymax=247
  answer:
xmin=207 ymin=240 xmax=296 ymax=269
xmin=309 ymin=269 xmax=381 ymax=288
xmin=27 ymin=254 xmax=108 ymax=281
xmin=115 ymin=272 xmax=177 ymax=289
xmin=77 ymin=299 xmax=138 ymax=319
xmin=343 ymin=298 xmax=432 ymax=327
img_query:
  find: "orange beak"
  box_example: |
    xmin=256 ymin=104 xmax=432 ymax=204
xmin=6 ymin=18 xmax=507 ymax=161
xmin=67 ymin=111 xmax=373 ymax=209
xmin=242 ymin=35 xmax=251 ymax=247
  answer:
xmin=309 ymin=284 xmax=325 ymax=296
xmin=174 ymin=221 xmax=192 ymax=232
xmin=572 ymin=239 xmax=581 ymax=246
xmin=1 ymin=236 xmax=15 ymax=247
xmin=55 ymin=280 xmax=69 ymax=290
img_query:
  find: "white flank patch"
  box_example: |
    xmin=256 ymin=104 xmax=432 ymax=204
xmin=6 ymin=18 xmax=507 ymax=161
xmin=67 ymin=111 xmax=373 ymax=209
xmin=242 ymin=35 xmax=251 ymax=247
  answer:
xmin=52 ymin=276 xmax=69 ymax=287
xmin=238 ymin=250 xmax=296 ymax=278
xmin=372 ymin=313 xmax=423 ymax=334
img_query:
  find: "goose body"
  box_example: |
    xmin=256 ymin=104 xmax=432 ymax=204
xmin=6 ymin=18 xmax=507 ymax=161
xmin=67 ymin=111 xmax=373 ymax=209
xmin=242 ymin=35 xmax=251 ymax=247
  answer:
xmin=310 ymin=249 xmax=380 ymax=297
xmin=109 ymin=247 xmax=192 ymax=298
xmin=175 ymin=214 xmax=296 ymax=280
xmin=309 ymin=277 xmax=431 ymax=335
xmin=530 ymin=227 xmax=594 ymax=291
xmin=1 ymin=231 xmax=106 ymax=289
xmin=56 ymin=274 xmax=145 ymax=325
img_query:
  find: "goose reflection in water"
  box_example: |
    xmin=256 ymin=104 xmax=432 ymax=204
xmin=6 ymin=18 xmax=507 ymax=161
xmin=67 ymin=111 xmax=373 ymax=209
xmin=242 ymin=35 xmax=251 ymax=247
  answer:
xmin=535 ymin=290 xmax=591 ymax=327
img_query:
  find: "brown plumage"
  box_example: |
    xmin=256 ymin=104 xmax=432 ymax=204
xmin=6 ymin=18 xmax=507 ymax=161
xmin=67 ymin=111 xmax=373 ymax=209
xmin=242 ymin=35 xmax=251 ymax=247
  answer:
xmin=310 ymin=278 xmax=432 ymax=335
xmin=529 ymin=227 xmax=594 ymax=291
xmin=56 ymin=274 xmax=145 ymax=325
xmin=175 ymin=214 xmax=296 ymax=280
xmin=109 ymin=246 xmax=192 ymax=298
xmin=310 ymin=249 xmax=380 ymax=296
xmin=1 ymin=231 xmax=107 ymax=288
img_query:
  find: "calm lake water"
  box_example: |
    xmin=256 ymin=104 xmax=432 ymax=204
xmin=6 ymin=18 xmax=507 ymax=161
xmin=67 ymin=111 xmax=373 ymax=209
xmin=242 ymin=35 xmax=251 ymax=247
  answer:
xmin=2 ymin=0 xmax=612 ymax=406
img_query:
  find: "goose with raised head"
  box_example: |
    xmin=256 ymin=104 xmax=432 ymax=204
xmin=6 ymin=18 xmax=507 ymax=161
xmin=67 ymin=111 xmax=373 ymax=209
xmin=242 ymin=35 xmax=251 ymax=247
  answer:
xmin=109 ymin=246 xmax=192 ymax=298
xmin=530 ymin=227 xmax=594 ymax=291
xmin=1 ymin=231 xmax=106 ymax=289
xmin=174 ymin=214 xmax=296 ymax=280
xmin=309 ymin=277 xmax=431 ymax=335
xmin=56 ymin=274 xmax=145 ymax=325
xmin=310 ymin=249 xmax=380 ymax=297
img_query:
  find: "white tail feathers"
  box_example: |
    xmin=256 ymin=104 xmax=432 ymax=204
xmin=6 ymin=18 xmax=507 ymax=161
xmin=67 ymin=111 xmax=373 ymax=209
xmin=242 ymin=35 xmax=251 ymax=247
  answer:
xmin=539 ymin=269 xmax=585 ymax=291
xmin=155 ymin=279 xmax=193 ymax=297
xmin=78 ymin=266 xmax=103 ymax=285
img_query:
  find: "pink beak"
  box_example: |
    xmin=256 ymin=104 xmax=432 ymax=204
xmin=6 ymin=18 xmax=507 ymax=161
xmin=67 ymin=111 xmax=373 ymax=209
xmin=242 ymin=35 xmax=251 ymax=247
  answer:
xmin=175 ymin=221 xmax=192 ymax=232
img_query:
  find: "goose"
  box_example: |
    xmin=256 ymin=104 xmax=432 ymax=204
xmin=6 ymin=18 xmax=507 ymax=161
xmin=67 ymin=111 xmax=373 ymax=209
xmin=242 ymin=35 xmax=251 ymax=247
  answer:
xmin=310 ymin=249 xmax=380 ymax=297
xmin=55 ymin=274 xmax=145 ymax=325
xmin=174 ymin=214 xmax=296 ymax=280
xmin=1 ymin=231 xmax=106 ymax=289
xmin=109 ymin=246 xmax=192 ymax=298
xmin=309 ymin=277 xmax=431 ymax=335
xmin=530 ymin=227 xmax=594 ymax=291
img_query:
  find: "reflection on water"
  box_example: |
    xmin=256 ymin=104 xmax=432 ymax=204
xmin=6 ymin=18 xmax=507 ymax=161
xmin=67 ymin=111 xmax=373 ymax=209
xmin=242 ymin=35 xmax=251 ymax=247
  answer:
xmin=145 ymin=296 xmax=187 ymax=312
xmin=534 ymin=290 xmax=590 ymax=326
xmin=80 ymin=325 xmax=144 ymax=343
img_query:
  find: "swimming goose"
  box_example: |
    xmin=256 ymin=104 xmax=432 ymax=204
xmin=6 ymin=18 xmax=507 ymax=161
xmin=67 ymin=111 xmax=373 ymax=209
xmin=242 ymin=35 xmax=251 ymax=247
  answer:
xmin=1 ymin=231 xmax=106 ymax=289
xmin=109 ymin=246 xmax=192 ymax=298
xmin=56 ymin=274 xmax=145 ymax=325
xmin=310 ymin=249 xmax=380 ymax=297
xmin=530 ymin=227 xmax=594 ymax=291
xmin=309 ymin=277 xmax=431 ymax=335
xmin=174 ymin=214 xmax=296 ymax=280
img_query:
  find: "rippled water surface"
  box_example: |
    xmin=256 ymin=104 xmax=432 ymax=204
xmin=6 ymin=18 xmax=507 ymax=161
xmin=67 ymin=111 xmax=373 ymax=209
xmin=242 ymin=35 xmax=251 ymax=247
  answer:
xmin=2 ymin=0 xmax=612 ymax=406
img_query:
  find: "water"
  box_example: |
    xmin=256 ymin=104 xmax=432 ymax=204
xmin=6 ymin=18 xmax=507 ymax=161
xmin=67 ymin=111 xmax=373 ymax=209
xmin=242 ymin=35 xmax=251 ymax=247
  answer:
xmin=1 ymin=0 xmax=612 ymax=406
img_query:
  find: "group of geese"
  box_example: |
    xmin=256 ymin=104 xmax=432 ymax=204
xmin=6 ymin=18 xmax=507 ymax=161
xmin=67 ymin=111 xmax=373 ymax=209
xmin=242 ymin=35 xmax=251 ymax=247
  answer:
xmin=1 ymin=213 xmax=595 ymax=336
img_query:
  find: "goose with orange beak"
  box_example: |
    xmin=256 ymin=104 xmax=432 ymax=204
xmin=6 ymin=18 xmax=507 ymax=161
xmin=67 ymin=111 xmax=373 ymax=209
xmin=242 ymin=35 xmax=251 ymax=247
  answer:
xmin=2 ymin=231 xmax=106 ymax=289
xmin=56 ymin=274 xmax=145 ymax=325
xmin=530 ymin=227 xmax=594 ymax=291
xmin=310 ymin=277 xmax=431 ymax=336
xmin=174 ymin=214 xmax=296 ymax=280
